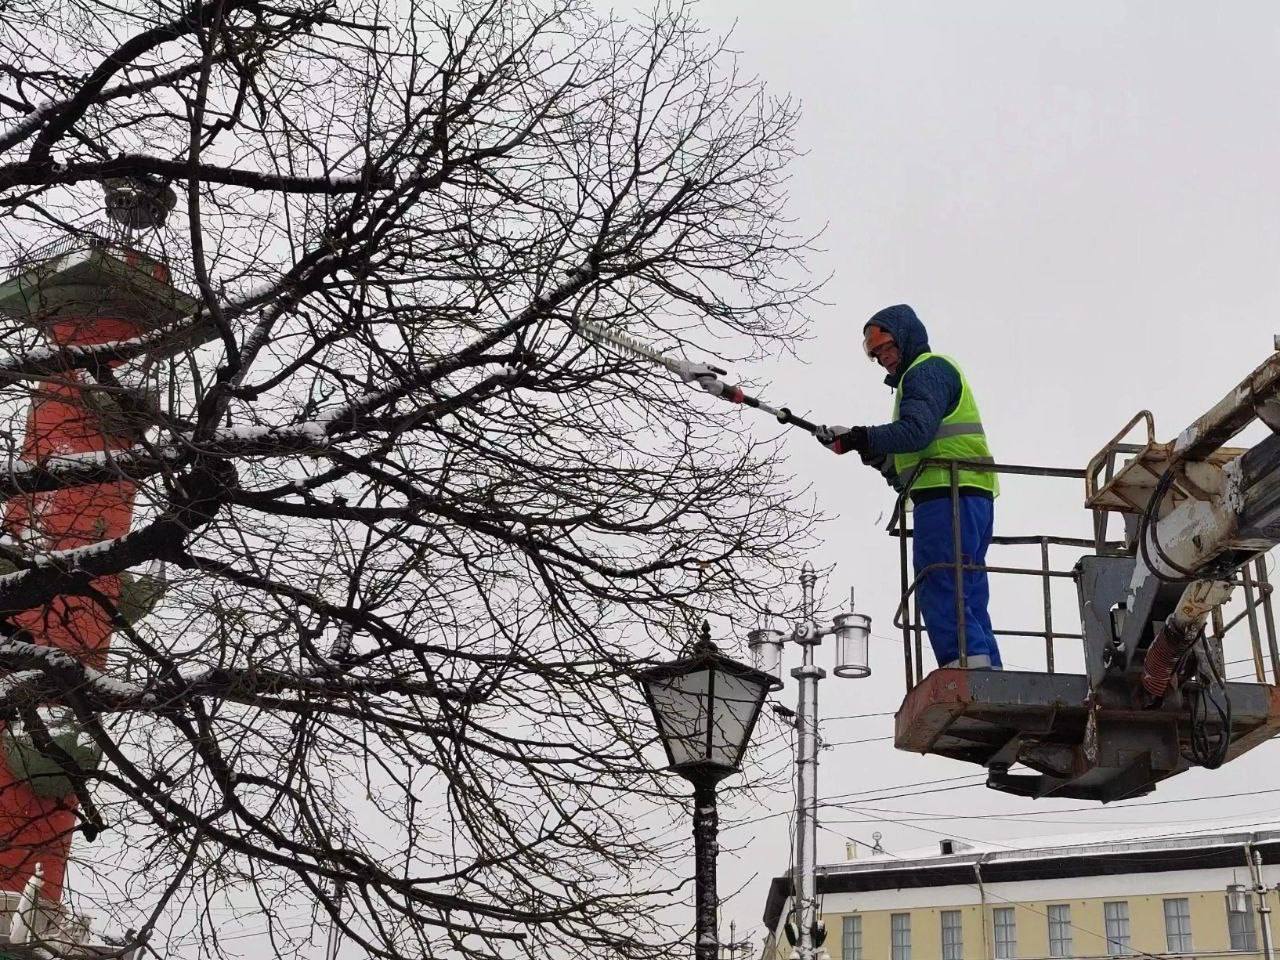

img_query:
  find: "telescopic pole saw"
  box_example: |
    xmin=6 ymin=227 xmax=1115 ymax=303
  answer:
xmin=577 ymin=319 xmax=822 ymax=436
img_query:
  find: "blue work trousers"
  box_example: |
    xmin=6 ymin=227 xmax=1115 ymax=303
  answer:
xmin=912 ymin=494 xmax=1002 ymax=669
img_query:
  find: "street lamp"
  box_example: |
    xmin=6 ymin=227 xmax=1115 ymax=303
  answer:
xmin=1241 ymin=848 xmax=1278 ymax=960
xmin=1228 ymin=881 xmax=1250 ymax=916
xmin=746 ymin=564 xmax=871 ymax=960
xmin=637 ymin=621 xmax=775 ymax=960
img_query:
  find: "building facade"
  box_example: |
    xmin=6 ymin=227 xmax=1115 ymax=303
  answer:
xmin=762 ymin=828 xmax=1280 ymax=960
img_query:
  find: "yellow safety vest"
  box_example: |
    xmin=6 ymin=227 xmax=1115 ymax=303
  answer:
xmin=892 ymin=353 xmax=998 ymax=497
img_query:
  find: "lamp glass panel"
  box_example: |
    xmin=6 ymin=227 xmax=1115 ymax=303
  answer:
xmin=748 ymin=629 xmax=784 ymax=678
xmin=833 ymin=614 xmax=871 ymax=677
xmin=1227 ymin=884 xmax=1249 ymax=914
xmin=709 ymin=670 xmax=767 ymax=768
xmin=645 ymin=668 xmax=713 ymax=766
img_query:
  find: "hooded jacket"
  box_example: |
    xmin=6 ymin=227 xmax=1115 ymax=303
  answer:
xmin=862 ymin=304 xmax=964 ymax=457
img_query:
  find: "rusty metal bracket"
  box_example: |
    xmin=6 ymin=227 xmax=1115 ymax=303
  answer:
xmin=1085 ymin=410 xmax=1156 ymax=505
xmin=1172 ymin=351 xmax=1280 ymax=463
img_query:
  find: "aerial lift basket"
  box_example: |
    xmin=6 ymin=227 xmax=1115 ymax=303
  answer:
xmin=893 ymin=348 xmax=1280 ymax=802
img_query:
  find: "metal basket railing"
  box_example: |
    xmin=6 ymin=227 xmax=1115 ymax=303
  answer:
xmin=888 ymin=457 xmax=1279 ymax=691
xmin=1 ymin=222 xmax=187 ymax=288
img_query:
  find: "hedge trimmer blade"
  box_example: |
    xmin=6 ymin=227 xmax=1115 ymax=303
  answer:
xmin=578 ymin=318 xmax=726 ymax=380
xmin=575 ymin=319 xmax=821 ymax=436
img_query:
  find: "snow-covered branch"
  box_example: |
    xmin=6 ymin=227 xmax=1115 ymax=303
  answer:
xmin=0 ymin=155 xmax=394 ymax=194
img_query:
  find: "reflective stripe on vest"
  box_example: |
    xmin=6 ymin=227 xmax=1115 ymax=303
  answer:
xmin=933 ymin=421 xmax=985 ymax=440
xmin=892 ymin=353 xmax=999 ymax=497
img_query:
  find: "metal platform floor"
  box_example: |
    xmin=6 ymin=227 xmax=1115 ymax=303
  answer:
xmin=895 ymin=668 xmax=1280 ymax=802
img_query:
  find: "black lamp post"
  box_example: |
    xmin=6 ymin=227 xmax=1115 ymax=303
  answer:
xmin=637 ymin=622 xmax=775 ymax=960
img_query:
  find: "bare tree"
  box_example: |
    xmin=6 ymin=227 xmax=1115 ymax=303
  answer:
xmin=0 ymin=0 xmax=818 ymax=956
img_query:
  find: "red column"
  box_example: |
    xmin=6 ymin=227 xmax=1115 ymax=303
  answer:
xmin=0 ymin=312 xmax=144 ymax=901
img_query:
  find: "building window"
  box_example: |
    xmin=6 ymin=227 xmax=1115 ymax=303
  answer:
xmin=941 ymin=910 xmax=963 ymax=960
xmin=1228 ymin=899 xmax=1259 ymax=951
xmin=842 ymin=915 xmax=862 ymax=960
xmin=890 ymin=912 xmax=911 ymax=960
xmin=993 ymin=906 xmax=1016 ymax=959
xmin=1164 ymin=898 xmax=1192 ymax=953
xmin=1047 ymin=904 xmax=1073 ymax=958
xmin=1104 ymin=901 xmax=1131 ymax=956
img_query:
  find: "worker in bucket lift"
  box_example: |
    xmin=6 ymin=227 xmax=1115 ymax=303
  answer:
xmin=816 ymin=304 xmax=1002 ymax=670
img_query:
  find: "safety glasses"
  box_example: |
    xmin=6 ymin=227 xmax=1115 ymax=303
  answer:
xmin=863 ymin=326 xmax=896 ymax=362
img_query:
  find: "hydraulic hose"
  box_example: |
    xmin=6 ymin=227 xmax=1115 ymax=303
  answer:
xmin=1141 ymin=621 xmax=1188 ymax=700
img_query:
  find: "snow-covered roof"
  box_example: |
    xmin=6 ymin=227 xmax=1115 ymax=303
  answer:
xmin=819 ymin=822 xmax=1280 ymax=882
xmin=832 ymin=821 xmax=1280 ymax=871
xmin=765 ymin=821 xmax=1280 ymax=929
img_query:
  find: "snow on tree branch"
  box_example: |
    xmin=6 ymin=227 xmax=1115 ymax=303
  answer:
xmin=0 ymin=1 xmax=817 ymax=956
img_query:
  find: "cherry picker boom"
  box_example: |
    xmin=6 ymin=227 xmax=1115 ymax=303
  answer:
xmin=893 ymin=339 xmax=1280 ymax=801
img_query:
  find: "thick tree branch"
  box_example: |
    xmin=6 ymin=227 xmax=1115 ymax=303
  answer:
xmin=0 ymin=153 xmax=394 ymax=195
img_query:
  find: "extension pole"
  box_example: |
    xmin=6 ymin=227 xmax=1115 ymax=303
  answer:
xmin=792 ymin=562 xmax=825 ymax=960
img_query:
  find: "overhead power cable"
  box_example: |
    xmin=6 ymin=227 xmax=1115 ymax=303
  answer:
xmin=820 ymin=773 xmax=986 ymax=804
xmin=823 ymin=782 xmax=1280 ymax=819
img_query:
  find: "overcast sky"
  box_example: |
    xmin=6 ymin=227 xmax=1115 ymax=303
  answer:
xmin=670 ymin=2 xmax=1280 ymax=951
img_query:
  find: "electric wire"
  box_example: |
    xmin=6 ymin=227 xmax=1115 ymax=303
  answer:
xmin=1136 ymin=467 xmax=1199 ymax=583
xmin=820 ymin=735 xmax=893 ymax=748
xmin=822 ymin=782 xmax=1280 ymax=820
xmin=819 ymin=773 xmax=987 ymax=804
xmin=765 ymin=759 xmax=1280 ymax=848
xmin=1187 ymin=633 xmax=1233 ymax=769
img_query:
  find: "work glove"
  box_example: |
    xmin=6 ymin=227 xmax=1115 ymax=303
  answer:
xmin=815 ymin=425 xmax=869 ymax=456
xmin=815 ymin=424 xmax=846 ymax=449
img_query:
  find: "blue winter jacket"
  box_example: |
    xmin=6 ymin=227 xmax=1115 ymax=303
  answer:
xmin=862 ymin=305 xmax=962 ymax=457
